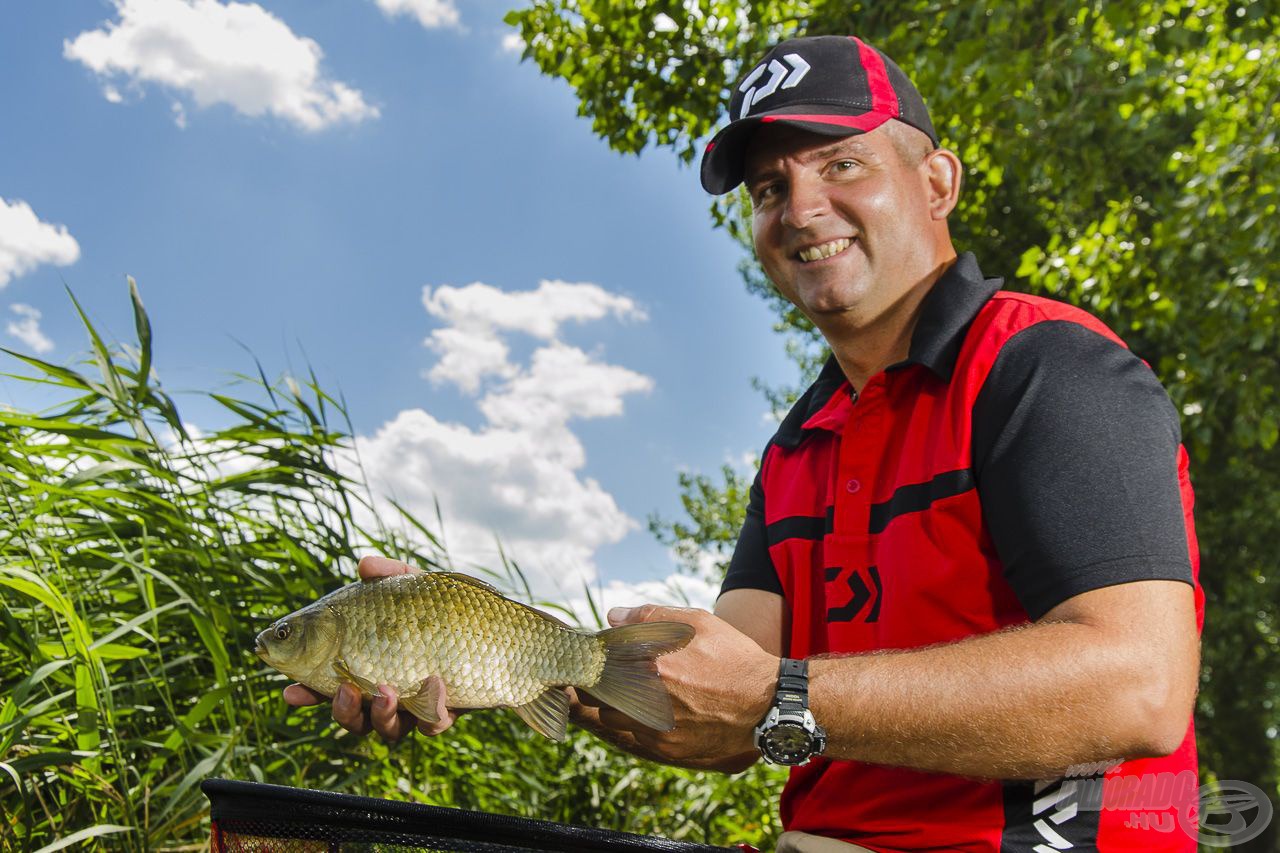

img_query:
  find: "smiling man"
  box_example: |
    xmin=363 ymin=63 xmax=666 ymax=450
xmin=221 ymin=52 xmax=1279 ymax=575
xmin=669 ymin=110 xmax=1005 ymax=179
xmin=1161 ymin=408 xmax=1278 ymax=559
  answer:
xmin=291 ymin=34 xmax=1205 ymax=853
xmin=586 ymin=35 xmax=1205 ymax=851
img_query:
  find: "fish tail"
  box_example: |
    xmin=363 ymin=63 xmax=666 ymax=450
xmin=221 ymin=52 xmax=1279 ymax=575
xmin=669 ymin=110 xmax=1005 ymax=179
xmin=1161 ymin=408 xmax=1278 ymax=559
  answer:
xmin=587 ymin=622 xmax=694 ymax=732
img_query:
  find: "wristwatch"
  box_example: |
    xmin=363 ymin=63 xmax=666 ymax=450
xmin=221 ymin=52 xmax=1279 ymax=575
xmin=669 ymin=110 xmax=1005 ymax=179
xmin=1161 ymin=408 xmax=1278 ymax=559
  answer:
xmin=753 ymin=657 xmax=827 ymax=766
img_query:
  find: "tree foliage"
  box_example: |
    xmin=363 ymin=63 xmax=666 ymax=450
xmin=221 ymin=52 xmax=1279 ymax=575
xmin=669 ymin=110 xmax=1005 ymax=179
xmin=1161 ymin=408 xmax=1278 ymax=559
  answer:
xmin=507 ymin=0 xmax=1280 ymax=845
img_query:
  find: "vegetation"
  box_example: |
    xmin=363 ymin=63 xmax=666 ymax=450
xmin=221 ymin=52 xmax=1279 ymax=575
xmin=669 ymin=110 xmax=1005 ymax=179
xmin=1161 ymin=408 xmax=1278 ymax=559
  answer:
xmin=504 ymin=0 xmax=1279 ymax=848
xmin=0 ymin=285 xmax=786 ymax=851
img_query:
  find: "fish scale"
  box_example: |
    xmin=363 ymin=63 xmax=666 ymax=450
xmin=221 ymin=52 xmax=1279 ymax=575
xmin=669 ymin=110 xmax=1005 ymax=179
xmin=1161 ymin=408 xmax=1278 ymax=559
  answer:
xmin=256 ymin=570 xmax=694 ymax=741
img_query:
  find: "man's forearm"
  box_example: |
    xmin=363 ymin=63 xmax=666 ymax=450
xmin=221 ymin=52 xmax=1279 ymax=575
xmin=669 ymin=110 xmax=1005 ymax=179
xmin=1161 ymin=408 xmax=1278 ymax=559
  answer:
xmin=809 ymin=617 xmax=1196 ymax=780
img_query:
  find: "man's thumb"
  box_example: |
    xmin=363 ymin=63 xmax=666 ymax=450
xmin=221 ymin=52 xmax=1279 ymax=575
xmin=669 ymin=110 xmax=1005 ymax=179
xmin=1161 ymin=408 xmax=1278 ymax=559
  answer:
xmin=607 ymin=606 xmax=636 ymax=626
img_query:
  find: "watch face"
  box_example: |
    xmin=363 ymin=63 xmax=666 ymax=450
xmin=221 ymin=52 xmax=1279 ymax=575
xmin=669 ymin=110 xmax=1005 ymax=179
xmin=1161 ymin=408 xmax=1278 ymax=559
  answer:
xmin=760 ymin=722 xmax=814 ymax=765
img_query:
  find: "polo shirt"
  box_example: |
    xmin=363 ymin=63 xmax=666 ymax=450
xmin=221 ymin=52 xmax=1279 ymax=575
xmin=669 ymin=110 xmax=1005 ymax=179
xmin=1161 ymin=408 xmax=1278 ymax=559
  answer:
xmin=723 ymin=252 xmax=1205 ymax=852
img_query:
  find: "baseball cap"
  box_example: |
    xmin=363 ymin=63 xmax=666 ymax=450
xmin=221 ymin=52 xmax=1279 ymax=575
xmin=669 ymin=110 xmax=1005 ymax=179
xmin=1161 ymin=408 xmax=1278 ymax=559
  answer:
xmin=700 ymin=35 xmax=939 ymax=195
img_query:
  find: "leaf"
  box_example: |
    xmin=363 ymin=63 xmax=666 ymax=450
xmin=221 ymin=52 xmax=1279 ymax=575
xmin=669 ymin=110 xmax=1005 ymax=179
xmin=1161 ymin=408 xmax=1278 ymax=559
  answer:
xmin=129 ymin=276 xmax=153 ymax=405
xmin=32 ymin=824 xmax=136 ymax=853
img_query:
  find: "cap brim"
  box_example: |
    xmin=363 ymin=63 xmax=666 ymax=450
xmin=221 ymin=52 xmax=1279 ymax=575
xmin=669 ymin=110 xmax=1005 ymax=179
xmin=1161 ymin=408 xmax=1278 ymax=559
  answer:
xmin=699 ymin=107 xmax=892 ymax=195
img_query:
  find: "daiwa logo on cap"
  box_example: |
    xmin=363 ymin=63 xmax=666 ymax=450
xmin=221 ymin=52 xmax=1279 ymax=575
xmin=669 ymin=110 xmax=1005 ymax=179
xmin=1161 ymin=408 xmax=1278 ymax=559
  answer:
xmin=737 ymin=53 xmax=811 ymax=120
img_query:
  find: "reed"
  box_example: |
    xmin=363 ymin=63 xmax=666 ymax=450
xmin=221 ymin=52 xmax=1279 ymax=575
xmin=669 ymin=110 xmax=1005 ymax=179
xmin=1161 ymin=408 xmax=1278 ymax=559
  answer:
xmin=0 ymin=282 xmax=784 ymax=852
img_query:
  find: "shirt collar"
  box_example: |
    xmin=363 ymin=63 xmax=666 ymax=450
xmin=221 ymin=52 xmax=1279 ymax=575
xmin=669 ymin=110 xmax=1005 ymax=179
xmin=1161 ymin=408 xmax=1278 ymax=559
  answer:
xmin=773 ymin=252 xmax=1002 ymax=450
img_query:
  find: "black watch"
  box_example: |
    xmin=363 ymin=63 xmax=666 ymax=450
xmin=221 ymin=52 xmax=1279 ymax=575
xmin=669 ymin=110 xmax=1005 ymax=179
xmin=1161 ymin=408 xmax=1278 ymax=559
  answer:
xmin=753 ymin=658 xmax=827 ymax=766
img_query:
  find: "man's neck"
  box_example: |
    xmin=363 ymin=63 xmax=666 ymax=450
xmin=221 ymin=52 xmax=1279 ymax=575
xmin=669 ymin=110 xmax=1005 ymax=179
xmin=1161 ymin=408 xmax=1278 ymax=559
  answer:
xmin=824 ymin=255 xmax=957 ymax=392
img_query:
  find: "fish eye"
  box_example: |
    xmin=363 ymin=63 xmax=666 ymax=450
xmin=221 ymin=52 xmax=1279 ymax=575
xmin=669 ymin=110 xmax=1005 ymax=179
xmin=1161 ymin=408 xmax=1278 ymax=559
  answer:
xmin=274 ymin=622 xmax=291 ymax=641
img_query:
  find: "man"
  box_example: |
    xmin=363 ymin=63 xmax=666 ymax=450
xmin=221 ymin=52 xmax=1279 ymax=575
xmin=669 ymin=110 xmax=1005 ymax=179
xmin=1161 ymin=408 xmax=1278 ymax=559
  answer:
xmin=288 ymin=35 xmax=1204 ymax=852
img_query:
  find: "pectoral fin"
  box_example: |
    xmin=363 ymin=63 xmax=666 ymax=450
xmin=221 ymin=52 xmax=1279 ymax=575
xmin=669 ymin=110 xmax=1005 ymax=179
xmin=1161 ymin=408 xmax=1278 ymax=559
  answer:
xmin=512 ymin=687 xmax=570 ymax=742
xmin=332 ymin=658 xmax=381 ymax=699
xmin=398 ymin=676 xmax=445 ymax=725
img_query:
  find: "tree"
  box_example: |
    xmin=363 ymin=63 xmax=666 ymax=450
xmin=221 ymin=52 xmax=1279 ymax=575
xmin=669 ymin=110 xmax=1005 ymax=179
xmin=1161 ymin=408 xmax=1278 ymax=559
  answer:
xmin=507 ymin=0 xmax=1280 ymax=846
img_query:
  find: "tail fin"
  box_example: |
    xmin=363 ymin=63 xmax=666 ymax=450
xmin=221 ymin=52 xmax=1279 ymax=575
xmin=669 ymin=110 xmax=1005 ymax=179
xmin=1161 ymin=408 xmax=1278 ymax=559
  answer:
xmin=587 ymin=622 xmax=694 ymax=732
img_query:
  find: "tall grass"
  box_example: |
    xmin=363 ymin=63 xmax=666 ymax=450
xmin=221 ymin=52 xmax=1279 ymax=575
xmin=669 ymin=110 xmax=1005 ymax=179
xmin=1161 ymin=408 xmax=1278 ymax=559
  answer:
xmin=0 ymin=283 xmax=785 ymax=851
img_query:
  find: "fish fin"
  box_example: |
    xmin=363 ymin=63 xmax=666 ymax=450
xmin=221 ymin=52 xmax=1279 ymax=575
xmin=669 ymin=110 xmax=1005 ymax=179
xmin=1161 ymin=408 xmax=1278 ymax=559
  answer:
xmin=398 ymin=678 xmax=444 ymax=725
xmin=436 ymin=572 xmax=503 ymax=595
xmin=588 ymin=622 xmax=695 ymax=732
xmin=437 ymin=572 xmax=575 ymax=629
xmin=512 ymin=687 xmax=570 ymax=742
xmin=332 ymin=658 xmax=381 ymax=699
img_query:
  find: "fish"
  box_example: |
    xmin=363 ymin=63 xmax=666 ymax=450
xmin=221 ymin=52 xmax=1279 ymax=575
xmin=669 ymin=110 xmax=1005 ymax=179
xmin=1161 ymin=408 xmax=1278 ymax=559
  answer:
xmin=255 ymin=571 xmax=694 ymax=741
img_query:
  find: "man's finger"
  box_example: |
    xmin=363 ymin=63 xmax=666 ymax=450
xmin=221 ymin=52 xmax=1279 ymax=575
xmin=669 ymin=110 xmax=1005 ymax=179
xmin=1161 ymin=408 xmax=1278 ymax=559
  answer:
xmin=332 ymin=682 xmax=371 ymax=735
xmin=370 ymin=683 xmax=408 ymax=742
xmin=357 ymin=555 xmax=423 ymax=581
xmin=606 ymin=603 xmax=700 ymax=627
xmin=283 ymin=683 xmax=327 ymax=706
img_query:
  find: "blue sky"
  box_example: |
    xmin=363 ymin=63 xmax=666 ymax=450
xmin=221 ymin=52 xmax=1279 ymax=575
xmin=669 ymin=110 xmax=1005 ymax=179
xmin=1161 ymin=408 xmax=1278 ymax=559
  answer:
xmin=0 ymin=0 xmax=796 ymax=612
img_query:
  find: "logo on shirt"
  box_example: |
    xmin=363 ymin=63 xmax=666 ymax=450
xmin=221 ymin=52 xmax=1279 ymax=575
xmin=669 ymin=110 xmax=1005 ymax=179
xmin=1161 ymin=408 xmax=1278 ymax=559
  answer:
xmin=824 ymin=565 xmax=883 ymax=623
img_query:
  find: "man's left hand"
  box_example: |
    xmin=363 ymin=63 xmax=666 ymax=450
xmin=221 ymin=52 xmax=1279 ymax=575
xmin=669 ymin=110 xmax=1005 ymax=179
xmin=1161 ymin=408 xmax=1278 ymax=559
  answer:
xmin=579 ymin=604 xmax=777 ymax=771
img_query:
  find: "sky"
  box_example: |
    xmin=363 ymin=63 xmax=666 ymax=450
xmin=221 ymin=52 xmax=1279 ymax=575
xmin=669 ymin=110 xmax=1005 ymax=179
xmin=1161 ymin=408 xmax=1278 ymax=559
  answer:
xmin=0 ymin=0 xmax=797 ymax=617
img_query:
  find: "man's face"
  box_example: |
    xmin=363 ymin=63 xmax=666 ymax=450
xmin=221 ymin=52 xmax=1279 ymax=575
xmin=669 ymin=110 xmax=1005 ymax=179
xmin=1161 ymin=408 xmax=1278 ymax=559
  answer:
xmin=744 ymin=123 xmax=937 ymax=328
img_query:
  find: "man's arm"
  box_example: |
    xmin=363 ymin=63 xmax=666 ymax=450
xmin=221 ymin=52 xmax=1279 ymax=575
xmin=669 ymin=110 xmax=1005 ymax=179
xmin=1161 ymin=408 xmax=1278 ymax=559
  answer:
xmin=597 ymin=578 xmax=1198 ymax=779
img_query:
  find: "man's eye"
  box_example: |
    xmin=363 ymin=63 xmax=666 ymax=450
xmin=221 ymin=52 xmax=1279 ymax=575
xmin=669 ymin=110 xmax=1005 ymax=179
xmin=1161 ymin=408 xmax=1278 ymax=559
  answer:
xmin=752 ymin=183 xmax=781 ymax=204
xmin=831 ymin=160 xmax=857 ymax=173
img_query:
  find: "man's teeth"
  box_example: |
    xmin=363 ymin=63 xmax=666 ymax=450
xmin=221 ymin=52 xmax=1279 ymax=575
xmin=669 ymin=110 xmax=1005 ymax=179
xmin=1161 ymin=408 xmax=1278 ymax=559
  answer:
xmin=798 ymin=238 xmax=852 ymax=262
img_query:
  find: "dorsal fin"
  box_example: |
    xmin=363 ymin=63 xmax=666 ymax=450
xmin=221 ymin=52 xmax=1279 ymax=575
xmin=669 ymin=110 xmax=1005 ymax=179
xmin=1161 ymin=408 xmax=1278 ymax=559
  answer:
xmin=435 ymin=571 xmax=503 ymax=595
xmin=434 ymin=572 xmax=576 ymax=630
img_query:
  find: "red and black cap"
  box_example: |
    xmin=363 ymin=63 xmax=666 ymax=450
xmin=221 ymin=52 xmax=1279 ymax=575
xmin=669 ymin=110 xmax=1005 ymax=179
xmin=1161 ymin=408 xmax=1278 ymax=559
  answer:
xmin=700 ymin=35 xmax=939 ymax=195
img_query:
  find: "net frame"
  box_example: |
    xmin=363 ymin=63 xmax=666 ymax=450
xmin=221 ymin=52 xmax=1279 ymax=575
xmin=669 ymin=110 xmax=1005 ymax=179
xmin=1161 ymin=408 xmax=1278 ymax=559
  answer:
xmin=203 ymin=778 xmax=751 ymax=852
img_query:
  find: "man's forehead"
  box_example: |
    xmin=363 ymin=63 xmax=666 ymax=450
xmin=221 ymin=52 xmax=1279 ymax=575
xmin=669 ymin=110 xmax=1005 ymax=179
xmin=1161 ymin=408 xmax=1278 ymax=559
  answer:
xmin=743 ymin=126 xmax=881 ymax=177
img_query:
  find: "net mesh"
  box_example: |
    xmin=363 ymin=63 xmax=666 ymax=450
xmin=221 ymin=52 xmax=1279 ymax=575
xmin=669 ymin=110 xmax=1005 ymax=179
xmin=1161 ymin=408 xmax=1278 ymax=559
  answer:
xmin=203 ymin=779 xmax=746 ymax=853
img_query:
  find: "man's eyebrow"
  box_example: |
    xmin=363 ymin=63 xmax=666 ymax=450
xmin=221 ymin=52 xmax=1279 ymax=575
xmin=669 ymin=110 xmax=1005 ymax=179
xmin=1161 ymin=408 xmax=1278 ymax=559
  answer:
xmin=809 ymin=137 xmax=874 ymax=160
xmin=746 ymin=136 xmax=876 ymax=182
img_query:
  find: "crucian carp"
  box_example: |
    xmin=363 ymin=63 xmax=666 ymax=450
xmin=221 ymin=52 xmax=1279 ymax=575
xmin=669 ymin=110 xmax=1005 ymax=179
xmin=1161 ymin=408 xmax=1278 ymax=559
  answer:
xmin=255 ymin=571 xmax=694 ymax=741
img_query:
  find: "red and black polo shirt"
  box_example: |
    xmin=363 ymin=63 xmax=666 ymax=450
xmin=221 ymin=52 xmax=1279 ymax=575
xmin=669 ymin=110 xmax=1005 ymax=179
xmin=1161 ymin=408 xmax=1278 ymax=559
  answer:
xmin=723 ymin=252 xmax=1205 ymax=852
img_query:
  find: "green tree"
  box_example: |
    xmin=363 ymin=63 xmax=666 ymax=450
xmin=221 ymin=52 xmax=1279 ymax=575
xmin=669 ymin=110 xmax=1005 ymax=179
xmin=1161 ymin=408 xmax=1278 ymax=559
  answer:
xmin=508 ymin=0 xmax=1280 ymax=847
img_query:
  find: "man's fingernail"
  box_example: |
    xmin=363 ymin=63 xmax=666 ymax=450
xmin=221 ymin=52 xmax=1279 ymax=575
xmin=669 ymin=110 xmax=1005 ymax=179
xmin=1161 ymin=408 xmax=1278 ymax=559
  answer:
xmin=607 ymin=607 xmax=632 ymax=624
xmin=336 ymin=688 xmax=354 ymax=712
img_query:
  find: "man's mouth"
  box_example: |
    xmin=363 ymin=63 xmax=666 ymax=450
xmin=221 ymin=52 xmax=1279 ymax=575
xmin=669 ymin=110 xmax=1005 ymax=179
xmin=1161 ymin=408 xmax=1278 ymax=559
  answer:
xmin=796 ymin=237 xmax=853 ymax=263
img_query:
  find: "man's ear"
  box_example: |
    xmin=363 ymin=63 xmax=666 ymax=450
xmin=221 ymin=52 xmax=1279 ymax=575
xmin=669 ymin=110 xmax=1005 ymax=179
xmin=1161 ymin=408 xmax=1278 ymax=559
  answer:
xmin=924 ymin=148 xmax=963 ymax=220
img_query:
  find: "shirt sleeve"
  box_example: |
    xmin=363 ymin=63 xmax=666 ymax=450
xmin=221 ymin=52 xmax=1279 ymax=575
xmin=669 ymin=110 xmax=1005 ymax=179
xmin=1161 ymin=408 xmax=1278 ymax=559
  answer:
xmin=971 ymin=320 xmax=1194 ymax=620
xmin=720 ymin=465 xmax=784 ymax=597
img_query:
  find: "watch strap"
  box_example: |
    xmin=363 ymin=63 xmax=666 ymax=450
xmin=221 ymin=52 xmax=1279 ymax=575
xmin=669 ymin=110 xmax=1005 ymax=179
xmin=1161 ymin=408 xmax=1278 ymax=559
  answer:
xmin=776 ymin=657 xmax=811 ymax=709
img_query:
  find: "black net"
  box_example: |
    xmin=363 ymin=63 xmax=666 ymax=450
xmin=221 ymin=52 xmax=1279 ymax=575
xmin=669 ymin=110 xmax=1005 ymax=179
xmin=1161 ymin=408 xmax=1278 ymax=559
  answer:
xmin=203 ymin=779 xmax=750 ymax=853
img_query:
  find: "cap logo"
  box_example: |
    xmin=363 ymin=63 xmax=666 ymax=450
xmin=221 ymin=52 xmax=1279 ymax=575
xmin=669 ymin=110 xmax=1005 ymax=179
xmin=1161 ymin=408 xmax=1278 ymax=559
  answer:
xmin=737 ymin=53 xmax=811 ymax=120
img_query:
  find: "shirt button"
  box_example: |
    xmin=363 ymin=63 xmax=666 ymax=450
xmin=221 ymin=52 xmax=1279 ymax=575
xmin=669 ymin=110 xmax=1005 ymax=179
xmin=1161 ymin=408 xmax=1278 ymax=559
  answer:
xmin=846 ymin=478 xmax=861 ymax=494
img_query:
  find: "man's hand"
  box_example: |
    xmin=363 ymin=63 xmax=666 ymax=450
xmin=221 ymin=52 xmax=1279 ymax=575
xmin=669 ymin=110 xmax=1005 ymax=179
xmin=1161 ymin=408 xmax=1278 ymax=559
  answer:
xmin=280 ymin=555 xmax=463 ymax=742
xmin=577 ymin=604 xmax=778 ymax=772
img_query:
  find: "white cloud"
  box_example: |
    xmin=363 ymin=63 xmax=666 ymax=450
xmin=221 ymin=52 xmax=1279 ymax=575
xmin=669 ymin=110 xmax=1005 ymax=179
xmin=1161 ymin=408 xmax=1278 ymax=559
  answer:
xmin=0 ymin=198 xmax=81 ymax=288
xmin=501 ymin=32 xmax=525 ymax=54
xmin=422 ymin=279 xmax=645 ymax=393
xmin=372 ymin=0 xmax=460 ymax=30
xmin=6 ymin=304 xmax=54 ymax=354
xmin=64 ymin=0 xmax=378 ymax=131
xmin=348 ymin=279 xmax=655 ymax=603
xmin=570 ymin=574 xmax=719 ymax=627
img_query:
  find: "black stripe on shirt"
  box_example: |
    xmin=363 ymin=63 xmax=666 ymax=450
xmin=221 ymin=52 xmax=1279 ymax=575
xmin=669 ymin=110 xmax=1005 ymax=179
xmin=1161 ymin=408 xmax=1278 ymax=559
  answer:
xmin=766 ymin=506 xmax=835 ymax=547
xmin=868 ymin=469 xmax=975 ymax=534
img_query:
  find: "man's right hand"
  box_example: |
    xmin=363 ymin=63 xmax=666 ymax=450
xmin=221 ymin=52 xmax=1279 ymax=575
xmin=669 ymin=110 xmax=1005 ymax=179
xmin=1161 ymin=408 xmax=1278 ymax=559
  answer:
xmin=280 ymin=555 xmax=463 ymax=742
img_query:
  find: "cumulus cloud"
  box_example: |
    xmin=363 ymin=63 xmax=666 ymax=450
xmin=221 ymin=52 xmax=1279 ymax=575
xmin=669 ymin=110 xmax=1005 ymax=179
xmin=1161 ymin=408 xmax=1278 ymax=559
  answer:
xmin=372 ymin=0 xmax=460 ymax=30
xmin=64 ymin=0 xmax=378 ymax=131
xmin=6 ymin=304 xmax=55 ymax=354
xmin=501 ymin=32 xmax=525 ymax=54
xmin=349 ymin=279 xmax=655 ymax=603
xmin=421 ymin=279 xmax=645 ymax=394
xmin=0 ymin=198 xmax=81 ymax=288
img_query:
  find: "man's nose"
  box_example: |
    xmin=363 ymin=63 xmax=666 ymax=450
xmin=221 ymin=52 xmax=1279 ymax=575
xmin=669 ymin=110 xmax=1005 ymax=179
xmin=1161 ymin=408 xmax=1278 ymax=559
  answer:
xmin=779 ymin=174 xmax=830 ymax=229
